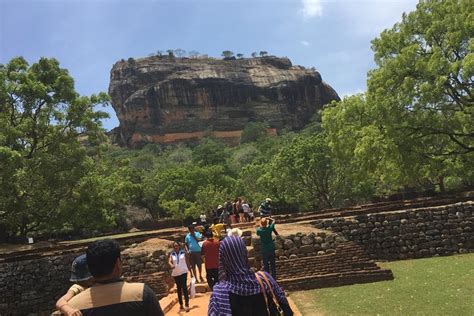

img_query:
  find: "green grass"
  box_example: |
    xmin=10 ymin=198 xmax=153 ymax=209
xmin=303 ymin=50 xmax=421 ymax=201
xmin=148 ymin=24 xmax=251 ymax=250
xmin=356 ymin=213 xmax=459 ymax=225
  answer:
xmin=291 ymin=253 xmax=474 ymax=316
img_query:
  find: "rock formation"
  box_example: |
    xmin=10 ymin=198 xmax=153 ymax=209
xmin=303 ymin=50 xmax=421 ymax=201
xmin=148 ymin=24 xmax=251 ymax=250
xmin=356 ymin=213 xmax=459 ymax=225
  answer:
xmin=109 ymin=56 xmax=340 ymax=147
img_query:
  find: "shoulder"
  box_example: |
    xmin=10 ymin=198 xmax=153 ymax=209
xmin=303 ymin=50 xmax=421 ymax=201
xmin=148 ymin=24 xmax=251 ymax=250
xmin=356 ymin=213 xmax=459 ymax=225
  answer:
xmin=69 ymin=283 xmax=85 ymax=295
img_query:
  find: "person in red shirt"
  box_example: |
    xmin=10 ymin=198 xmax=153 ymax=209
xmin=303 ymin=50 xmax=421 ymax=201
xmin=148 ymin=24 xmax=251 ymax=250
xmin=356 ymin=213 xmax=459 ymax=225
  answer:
xmin=201 ymin=230 xmax=220 ymax=290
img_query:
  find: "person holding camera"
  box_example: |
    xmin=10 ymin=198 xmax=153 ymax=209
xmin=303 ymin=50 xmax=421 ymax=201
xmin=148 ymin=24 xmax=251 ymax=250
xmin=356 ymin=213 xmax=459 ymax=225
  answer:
xmin=256 ymin=217 xmax=279 ymax=280
xmin=258 ymin=197 xmax=274 ymax=217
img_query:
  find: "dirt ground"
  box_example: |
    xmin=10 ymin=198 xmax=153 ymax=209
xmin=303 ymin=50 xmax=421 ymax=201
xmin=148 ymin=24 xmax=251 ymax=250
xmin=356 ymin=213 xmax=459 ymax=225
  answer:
xmin=165 ymin=291 xmax=303 ymax=316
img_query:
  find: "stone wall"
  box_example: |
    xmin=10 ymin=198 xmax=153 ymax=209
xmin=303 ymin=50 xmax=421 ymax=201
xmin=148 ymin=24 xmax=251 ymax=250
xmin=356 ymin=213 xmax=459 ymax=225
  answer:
xmin=313 ymin=202 xmax=474 ymax=260
xmin=0 ymin=251 xmax=81 ymax=315
xmin=252 ymin=231 xmax=343 ymax=263
xmin=0 ymin=244 xmax=174 ymax=316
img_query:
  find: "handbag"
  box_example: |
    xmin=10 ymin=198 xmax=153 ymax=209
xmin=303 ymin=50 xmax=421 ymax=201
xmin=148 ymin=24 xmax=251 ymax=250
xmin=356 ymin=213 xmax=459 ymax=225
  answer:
xmin=189 ymin=277 xmax=196 ymax=298
xmin=255 ymin=271 xmax=284 ymax=316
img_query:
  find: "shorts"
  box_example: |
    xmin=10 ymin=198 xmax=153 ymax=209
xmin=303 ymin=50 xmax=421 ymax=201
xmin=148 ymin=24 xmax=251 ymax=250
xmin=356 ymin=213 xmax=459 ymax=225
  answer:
xmin=189 ymin=251 xmax=202 ymax=267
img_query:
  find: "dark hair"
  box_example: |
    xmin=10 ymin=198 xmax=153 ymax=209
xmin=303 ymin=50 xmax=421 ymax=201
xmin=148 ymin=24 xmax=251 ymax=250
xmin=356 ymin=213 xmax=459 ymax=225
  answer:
xmin=86 ymin=239 xmax=121 ymax=278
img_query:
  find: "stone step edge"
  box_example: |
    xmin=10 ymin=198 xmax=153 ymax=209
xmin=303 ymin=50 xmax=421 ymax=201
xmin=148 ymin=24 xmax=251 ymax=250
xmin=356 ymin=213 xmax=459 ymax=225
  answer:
xmin=278 ymin=269 xmax=394 ymax=284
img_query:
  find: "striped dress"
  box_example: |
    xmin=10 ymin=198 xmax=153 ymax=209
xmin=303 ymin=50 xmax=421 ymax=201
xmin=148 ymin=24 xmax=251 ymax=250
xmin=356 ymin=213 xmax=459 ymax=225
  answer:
xmin=208 ymin=236 xmax=288 ymax=316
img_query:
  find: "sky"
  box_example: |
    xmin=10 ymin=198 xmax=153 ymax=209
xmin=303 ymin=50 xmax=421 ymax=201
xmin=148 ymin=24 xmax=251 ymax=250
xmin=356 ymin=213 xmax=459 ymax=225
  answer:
xmin=1 ymin=0 xmax=418 ymax=131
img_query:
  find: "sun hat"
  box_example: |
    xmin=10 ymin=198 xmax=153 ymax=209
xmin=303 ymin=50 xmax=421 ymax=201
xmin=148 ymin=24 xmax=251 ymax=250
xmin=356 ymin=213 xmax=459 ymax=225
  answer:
xmin=227 ymin=228 xmax=243 ymax=237
xmin=70 ymin=254 xmax=92 ymax=282
xmin=217 ymin=205 xmax=223 ymax=209
xmin=265 ymin=197 xmax=272 ymax=202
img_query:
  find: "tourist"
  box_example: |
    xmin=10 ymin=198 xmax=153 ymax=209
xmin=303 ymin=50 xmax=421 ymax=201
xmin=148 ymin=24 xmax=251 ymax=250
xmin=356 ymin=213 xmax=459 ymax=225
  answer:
xmin=169 ymin=241 xmax=190 ymax=312
xmin=211 ymin=217 xmax=227 ymax=240
xmin=220 ymin=203 xmax=231 ymax=225
xmin=241 ymin=199 xmax=251 ymax=223
xmin=67 ymin=239 xmax=163 ymax=315
xmin=227 ymin=228 xmax=243 ymax=238
xmin=208 ymin=236 xmax=293 ymax=316
xmin=237 ymin=197 xmax=246 ymax=223
xmin=257 ymin=217 xmax=278 ymax=279
xmin=200 ymin=212 xmax=207 ymax=225
xmin=230 ymin=199 xmax=237 ymax=224
xmin=258 ymin=197 xmax=274 ymax=217
xmin=185 ymin=224 xmax=205 ymax=283
xmin=55 ymin=254 xmax=94 ymax=316
xmin=201 ymin=231 xmax=220 ymax=290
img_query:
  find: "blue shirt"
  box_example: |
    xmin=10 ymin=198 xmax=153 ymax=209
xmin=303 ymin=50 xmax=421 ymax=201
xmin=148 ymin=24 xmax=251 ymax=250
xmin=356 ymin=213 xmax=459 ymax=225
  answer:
xmin=185 ymin=232 xmax=202 ymax=252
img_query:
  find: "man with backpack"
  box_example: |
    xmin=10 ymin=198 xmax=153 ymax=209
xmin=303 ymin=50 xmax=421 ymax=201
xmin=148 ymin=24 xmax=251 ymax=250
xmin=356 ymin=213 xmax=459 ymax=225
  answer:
xmin=185 ymin=224 xmax=205 ymax=283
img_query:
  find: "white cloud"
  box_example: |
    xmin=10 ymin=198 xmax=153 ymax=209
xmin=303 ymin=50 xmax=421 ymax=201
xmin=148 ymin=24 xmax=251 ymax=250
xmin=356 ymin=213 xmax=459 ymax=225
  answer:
xmin=300 ymin=0 xmax=323 ymax=19
xmin=341 ymin=89 xmax=365 ymax=98
xmin=300 ymin=40 xmax=310 ymax=46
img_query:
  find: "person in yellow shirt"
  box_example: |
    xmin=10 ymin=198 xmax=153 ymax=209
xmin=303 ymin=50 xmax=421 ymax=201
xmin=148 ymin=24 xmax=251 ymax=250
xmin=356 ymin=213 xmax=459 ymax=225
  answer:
xmin=210 ymin=217 xmax=229 ymax=240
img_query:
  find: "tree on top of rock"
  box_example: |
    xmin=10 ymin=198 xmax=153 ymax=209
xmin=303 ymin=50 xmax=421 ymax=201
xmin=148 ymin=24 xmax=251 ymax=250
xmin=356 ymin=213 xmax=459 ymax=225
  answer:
xmin=251 ymin=52 xmax=258 ymax=58
xmin=236 ymin=53 xmax=244 ymax=59
xmin=174 ymin=48 xmax=186 ymax=58
xmin=221 ymin=50 xmax=234 ymax=58
xmin=259 ymin=51 xmax=268 ymax=57
xmin=188 ymin=50 xmax=200 ymax=58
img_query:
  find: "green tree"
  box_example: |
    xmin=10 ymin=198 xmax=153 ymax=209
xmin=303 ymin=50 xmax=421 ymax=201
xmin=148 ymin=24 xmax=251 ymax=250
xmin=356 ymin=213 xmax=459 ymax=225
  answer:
xmin=271 ymin=134 xmax=343 ymax=209
xmin=367 ymin=0 xmax=474 ymax=191
xmin=236 ymin=53 xmax=244 ymax=59
xmin=259 ymin=51 xmax=268 ymax=57
xmin=251 ymin=52 xmax=258 ymax=58
xmin=221 ymin=50 xmax=234 ymax=58
xmin=0 ymin=57 xmax=110 ymax=237
xmin=174 ymin=48 xmax=186 ymax=58
xmin=240 ymin=122 xmax=269 ymax=144
xmin=188 ymin=50 xmax=200 ymax=58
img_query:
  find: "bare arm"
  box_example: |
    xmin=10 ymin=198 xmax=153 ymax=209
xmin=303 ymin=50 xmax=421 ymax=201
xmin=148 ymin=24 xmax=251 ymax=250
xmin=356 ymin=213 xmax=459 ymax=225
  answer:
xmin=56 ymin=291 xmax=82 ymax=316
xmin=168 ymin=254 xmax=174 ymax=269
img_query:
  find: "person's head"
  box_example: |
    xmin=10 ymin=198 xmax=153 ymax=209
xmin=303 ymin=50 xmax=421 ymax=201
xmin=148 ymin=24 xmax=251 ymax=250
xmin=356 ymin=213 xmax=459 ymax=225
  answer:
xmin=188 ymin=224 xmax=195 ymax=233
xmin=70 ymin=254 xmax=94 ymax=287
xmin=204 ymin=230 xmax=213 ymax=239
xmin=265 ymin=197 xmax=272 ymax=204
xmin=227 ymin=228 xmax=243 ymax=237
xmin=86 ymin=239 xmax=121 ymax=281
xmin=213 ymin=217 xmax=220 ymax=225
xmin=260 ymin=217 xmax=268 ymax=227
xmin=172 ymin=241 xmax=181 ymax=252
xmin=219 ymin=236 xmax=250 ymax=278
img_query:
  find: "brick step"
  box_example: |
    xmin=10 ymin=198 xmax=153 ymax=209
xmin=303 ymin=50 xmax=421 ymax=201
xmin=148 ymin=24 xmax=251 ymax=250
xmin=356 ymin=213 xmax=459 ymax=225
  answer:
xmin=277 ymin=264 xmax=383 ymax=277
xmin=276 ymin=256 xmax=375 ymax=268
xmin=277 ymin=260 xmax=378 ymax=271
xmin=279 ymin=269 xmax=394 ymax=291
xmin=278 ymin=266 xmax=384 ymax=280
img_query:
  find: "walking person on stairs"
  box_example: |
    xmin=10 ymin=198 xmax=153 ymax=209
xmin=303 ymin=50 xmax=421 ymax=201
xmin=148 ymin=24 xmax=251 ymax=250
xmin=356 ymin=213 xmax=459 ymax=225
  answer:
xmin=169 ymin=241 xmax=190 ymax=312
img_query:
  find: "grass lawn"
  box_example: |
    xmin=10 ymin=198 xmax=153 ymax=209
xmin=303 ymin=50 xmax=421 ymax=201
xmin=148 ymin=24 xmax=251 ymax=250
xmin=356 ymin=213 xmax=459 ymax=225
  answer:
xmin=291 ymin=253 xmax=474 ymax=316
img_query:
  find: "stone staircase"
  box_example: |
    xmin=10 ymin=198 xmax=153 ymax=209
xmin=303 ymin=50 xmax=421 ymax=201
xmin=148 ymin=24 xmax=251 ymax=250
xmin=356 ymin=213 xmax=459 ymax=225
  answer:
xmin=275 ymin=241 xmax=393 ymax=290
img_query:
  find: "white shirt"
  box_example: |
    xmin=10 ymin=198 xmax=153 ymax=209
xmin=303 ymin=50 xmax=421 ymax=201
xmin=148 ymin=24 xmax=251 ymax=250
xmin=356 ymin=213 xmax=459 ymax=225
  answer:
xmin=170 ymin=250 xmax=188 ymax=276
xmin=200 ymin=214 xmax=207 ymax=222
xmin=242 ymin=203 xmax=250 ymax=213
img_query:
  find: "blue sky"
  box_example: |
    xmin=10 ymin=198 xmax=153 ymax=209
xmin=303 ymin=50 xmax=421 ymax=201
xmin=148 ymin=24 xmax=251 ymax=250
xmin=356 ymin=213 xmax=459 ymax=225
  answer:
xmin=1 ymin=0 xmax=418 ymax=130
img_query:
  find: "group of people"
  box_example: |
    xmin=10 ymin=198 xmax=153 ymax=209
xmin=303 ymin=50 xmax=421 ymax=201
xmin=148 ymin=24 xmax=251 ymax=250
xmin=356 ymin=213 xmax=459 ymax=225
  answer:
xmin=165 ymin=197 xmax=285 ymax=315
xmin=55 ymin=197 xmax=289 ymax=315
xmin=210 ymin=197 xmax=255 ymax=225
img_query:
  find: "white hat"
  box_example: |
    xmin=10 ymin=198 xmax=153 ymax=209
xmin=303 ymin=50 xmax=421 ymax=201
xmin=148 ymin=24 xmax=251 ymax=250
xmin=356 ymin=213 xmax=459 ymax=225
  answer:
xmin=265 ymin=197 xmax=272 ymax=202
xmin=227 ymin=228 xmax=243 ymax=237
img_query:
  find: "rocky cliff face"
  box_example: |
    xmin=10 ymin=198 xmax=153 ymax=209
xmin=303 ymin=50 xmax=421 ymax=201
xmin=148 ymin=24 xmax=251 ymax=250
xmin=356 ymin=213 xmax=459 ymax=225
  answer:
xmin=109 ymin=56 xmax=340 ymax=147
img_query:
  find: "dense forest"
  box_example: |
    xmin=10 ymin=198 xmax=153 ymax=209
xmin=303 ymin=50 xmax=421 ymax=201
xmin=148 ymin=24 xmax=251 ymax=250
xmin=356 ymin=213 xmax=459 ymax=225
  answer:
xmin=0 ymin=0 xmax=472 ymax=239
